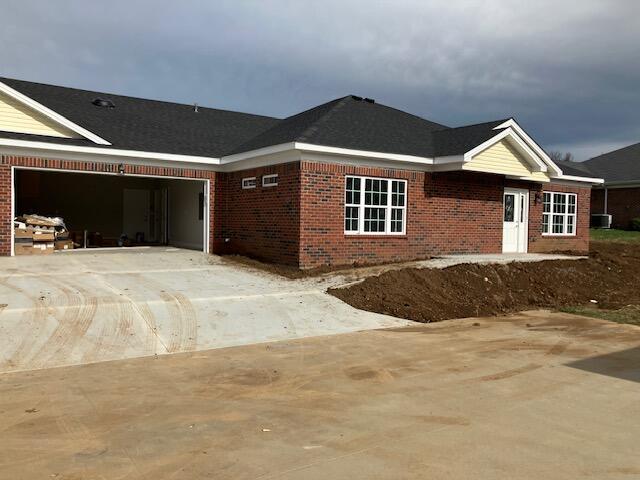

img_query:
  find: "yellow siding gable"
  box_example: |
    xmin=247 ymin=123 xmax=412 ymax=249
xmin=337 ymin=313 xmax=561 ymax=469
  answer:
xmin=0 ymin=91 xmax=78 ymax=138
xmin=463 ymin=139 xmax=549 ymax=182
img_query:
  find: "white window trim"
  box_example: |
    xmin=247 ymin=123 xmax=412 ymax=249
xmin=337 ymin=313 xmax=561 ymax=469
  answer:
xmin=344 ymin=175 xmax=407 ymax=236
xmin=262 ymin=174 xmax=278 ymax=187
xmin=542 ymin=191 xmax=577 ymax=236
xmin=242 ymin=177 xmax=256 ymax=189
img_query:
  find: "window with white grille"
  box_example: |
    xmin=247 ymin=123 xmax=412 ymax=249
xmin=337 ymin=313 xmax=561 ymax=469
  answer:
xmin=542 ymin=192 xmax=577 ymax=235
xmin=344 ymin=176 xmax=406 ymax=235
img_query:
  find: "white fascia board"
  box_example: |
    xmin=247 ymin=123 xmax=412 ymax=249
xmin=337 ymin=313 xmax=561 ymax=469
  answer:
xmin=493 ymin=119 xmax=562 ymax=176
xmin=219 ymin=142 xmax=297 ymax=164
xmin=506 ymin=174 xmax=550 ymax=183
xmin=294 ymin=143 xmax=434 ymax=165
xmin=554 ymin=174 xmax=604 ymax=185
xmin=430 ymin=161 xmax=465 ymax=172
xmin=432 ymin=154 xmax=464 ymax=164
xmin=0 ymin=81 xmax=112 ymax=145
xmin=220 ymin=142 xmax=435 ymax=166
xmin=463 ymin=128 xmax=548 ymax=172
xmin=0 ymin=138 xmax=221 ymax=166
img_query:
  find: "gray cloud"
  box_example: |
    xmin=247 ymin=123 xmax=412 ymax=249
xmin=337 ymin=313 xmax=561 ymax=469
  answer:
xmin=2 ymin=0 xmax=640 ymax=159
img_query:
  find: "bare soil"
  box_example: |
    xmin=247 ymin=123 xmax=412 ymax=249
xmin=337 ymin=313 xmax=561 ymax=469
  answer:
xmin=221 ymin=253 xmax=432 ymax=279
xmin=329 ymin=242 xmax=640 ymax=322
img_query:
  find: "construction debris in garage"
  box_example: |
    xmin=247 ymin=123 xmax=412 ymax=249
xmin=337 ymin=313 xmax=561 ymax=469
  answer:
xmin=13 ymin=215 xmax=73 ymax=255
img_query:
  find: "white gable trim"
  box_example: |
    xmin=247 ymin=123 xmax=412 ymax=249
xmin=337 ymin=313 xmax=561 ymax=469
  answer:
xmin=493 ymin=119 xmax=562 ymax=175
xmin=462 ymin=128 xmax=548 ymax=172
xmin=0 ymin=81 xmax=111 ymax=145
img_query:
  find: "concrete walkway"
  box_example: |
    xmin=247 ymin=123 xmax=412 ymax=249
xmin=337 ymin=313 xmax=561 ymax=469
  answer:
xmin=322 ymin=251 xmax=586 ymax=287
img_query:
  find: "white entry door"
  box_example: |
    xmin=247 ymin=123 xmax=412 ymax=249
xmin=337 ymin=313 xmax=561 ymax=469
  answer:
xmin=502 ymin=188 xmax=529 ymax=253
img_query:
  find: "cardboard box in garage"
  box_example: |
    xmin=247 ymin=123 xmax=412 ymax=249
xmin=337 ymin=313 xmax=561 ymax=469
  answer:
xmin=33 ymin=230 xmax=55 ymax=242
xmin=31 ymin=242 xmax=55 ymax=255
xmin=14 ymin=228 xmax=34 ymax=239
xmin=54 ymin=240 xmax=74 ymax=251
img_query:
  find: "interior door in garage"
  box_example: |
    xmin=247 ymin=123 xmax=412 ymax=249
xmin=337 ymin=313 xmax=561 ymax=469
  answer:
xmin=123 ymin=188 xmax=150 ymax=242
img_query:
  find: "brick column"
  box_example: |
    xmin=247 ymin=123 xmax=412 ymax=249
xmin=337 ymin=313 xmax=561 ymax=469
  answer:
xmin=0 ymin=162 xmax=11 ymax=255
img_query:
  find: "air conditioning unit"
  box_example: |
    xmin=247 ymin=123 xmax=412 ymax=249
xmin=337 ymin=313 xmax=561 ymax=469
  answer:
xmin=591 ymin=214 xmax=612 ymax=229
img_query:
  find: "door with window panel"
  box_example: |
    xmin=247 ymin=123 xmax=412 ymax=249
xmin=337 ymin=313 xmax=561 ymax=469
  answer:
xmin=502 ymin=188 xmax=529 ymax=253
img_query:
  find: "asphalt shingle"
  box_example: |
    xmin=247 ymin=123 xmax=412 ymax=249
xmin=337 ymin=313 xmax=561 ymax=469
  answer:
xmin=0 ymin=77 xmax=280 ymax=157
xmin=582 ymin=142 xmax=640 ymax=182
xmin=1 ymin=78 xmax=565 ymax=165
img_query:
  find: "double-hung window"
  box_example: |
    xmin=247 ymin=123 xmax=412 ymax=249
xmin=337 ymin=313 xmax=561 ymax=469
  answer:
xmin=542 ymin=192 xmax=577 ymax=235
xmin=344 ymin=176 xmax=407 ymax=235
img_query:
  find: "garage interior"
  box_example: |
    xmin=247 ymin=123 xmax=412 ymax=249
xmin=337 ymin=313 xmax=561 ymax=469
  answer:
xmin=14 ymin=169 xmax=206 ymax=252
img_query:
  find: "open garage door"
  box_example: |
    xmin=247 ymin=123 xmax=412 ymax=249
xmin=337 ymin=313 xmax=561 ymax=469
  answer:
xmin=12 ymin=169 xmax=208 ymax=254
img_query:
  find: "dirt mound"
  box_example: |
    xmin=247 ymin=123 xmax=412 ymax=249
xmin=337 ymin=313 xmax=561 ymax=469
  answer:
xmin=329 ymin=242 xmax=640 ymax=323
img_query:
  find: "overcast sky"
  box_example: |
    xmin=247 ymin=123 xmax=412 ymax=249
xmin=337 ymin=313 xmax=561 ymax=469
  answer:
xmin=2 ymin=0 xmax=639 ymax=160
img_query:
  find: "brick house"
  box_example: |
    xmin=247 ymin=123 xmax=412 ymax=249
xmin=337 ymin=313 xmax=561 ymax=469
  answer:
xmin=581 ymin=142 xmax=640 ymax=229
xmin=0 ymin=77 xmax=602 ymax=268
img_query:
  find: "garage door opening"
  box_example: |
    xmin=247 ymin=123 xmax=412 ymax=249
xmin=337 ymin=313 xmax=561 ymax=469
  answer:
xmin=13 ymin=169 xmax=208 ymax=253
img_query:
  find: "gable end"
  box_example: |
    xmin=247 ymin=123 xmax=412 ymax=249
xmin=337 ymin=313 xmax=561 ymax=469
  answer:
xmin=464 ymin=139 xmax=550 ymax=182
xmin=0 ymin=90 xmax=80 ymax=138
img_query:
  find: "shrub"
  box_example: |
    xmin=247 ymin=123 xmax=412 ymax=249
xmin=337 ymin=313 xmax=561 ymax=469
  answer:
xmin=631 ymin=218 xmax=640 ymax=231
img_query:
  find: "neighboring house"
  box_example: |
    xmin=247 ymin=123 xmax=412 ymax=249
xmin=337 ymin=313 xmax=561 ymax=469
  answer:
xmin=0 ymin=77 xmax=602 ymax=268
xmin=582 ymin=143 xmax=640 ymax=229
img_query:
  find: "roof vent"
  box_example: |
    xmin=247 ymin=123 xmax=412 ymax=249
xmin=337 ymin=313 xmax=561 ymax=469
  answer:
xmin=350 ymin=95 xmax=363 ymax=101
xmin=363 ymin=98 xmax=375 ymax=104
xmin=92 ymin=98 xmax=115 ymax=108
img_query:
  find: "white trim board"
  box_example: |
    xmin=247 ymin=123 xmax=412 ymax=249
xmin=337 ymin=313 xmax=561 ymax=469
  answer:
xmin=12 ymin=165 xmax=210 ymax=181
xmin=0 ymin=81 xmax=111 ymax=145
xmin=0 ymin=131 xmax=604 ymax=185
xmin=0 ymin=138 xmax=219 ymax=166
xmin=220 ymin=141 xmax=436 ymax=166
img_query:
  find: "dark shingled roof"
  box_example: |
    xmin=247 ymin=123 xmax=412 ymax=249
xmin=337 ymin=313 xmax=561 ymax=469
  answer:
xmin=431 ymin=119 xmax=509 ymax=157
xmin=582 ymin=142 xmax=640 ymax=183
xmin=0 ymin=77 xmax=280 ymax=157
xmin=1 ymin=78 xmax=553 ymax=162
xmin=227 ymin=95 xmax=449 ymax=157
xmin=554 ymin=160 xmax=600 ymax=178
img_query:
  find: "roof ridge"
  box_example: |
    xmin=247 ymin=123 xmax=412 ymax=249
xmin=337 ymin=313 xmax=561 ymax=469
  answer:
xmin=0 ymin=76 xmax=280 ymax=121
xmin=296 ymin=96 xmax=353 ymax=142
xmin=433 ymin=118 xmax=511 ymax=134
xmin=371 ymin=102 xmax=449 ymax=130
xmin=585 ymin=141 xmax=640 ymax=162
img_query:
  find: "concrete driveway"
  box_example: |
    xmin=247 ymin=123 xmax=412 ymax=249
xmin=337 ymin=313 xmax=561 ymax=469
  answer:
xmin=0 ymin=247 xmax=409 ymax=373
xmin=1 ymin=311 xmax=639 ymax=479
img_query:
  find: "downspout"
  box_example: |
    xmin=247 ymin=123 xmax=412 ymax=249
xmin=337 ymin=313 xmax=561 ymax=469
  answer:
xmin=604 ymin=187 xmax=608 ymax=215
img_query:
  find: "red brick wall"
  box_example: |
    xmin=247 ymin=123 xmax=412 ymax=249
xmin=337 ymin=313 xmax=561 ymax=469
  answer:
xmin=0 ymin=155 xmax=217 ymax=255
xmin=215 ymin=162 xmax=301 ymax=265
xmin=298 ymin=162 xmax=592 ymax=268
xmin=527 ymin=183 xmax=591 ymax=253
xmin=299 ymin=162 xmax=506 ymax=268
xmin=591 ymin=187 xmax=640 ymax=229
xmin=0 ymin=155 xmax=593 ymax=264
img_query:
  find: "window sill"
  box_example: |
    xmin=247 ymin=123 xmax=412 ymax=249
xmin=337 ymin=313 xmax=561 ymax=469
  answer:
xmin=541 ymin=234 xmax=577 ymax=238
xmin=344 ymin=234 xmax=408 ymax=239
